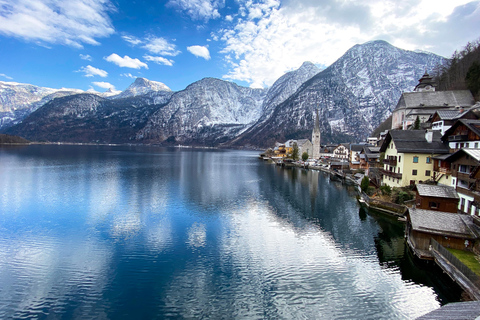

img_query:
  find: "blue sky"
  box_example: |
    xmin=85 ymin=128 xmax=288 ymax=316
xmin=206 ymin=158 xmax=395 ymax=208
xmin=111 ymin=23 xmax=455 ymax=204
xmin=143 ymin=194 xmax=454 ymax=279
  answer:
xmin=0 ymin=0 xmax=479 ymax=93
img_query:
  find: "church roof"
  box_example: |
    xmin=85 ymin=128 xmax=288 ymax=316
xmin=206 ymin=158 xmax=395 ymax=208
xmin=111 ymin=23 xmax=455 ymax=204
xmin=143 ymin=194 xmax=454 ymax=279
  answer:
xmin=394 ymin=90 xmax=474 ymax=111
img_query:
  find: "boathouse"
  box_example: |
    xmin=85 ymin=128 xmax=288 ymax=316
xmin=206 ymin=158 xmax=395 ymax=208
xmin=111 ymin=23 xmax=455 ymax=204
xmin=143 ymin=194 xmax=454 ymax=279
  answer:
xmin=406 ymin=208 xmax=480 ymax=259
xmin=414 ymin=184 xmax=459 ymax=213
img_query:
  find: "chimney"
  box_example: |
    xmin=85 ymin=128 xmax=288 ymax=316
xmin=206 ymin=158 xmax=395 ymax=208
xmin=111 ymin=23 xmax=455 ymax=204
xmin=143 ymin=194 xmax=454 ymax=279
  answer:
xmin=425 ymin=130 xmax=433 ymax=143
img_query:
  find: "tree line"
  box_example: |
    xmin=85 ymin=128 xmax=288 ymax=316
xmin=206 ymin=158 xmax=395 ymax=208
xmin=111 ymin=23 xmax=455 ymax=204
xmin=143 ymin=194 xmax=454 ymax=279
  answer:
xmin=433 ymin=38 xmax=480 ymax=100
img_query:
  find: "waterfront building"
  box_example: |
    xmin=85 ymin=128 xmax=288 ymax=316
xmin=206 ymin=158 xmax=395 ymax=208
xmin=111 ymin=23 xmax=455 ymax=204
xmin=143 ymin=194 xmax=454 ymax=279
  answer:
xmin=413 ymin=184 xmax=459 ymax=213
xmin=349 ymin=144 xmax=365 ymax=169
xmin=405 ymin=208 xmax=480 ymax=260
xmin=380 ymin=130 xmax=449 ymax=187
xmin=332 ymin=144 xmax=349 ymax=161
xmin=312 ymin=109 xmax=321 ymax=159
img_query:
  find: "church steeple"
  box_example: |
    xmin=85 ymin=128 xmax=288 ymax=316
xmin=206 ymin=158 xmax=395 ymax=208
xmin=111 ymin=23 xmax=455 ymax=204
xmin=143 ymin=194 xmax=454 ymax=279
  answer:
xmin=312 ymin=109 xmax=321 ymax=159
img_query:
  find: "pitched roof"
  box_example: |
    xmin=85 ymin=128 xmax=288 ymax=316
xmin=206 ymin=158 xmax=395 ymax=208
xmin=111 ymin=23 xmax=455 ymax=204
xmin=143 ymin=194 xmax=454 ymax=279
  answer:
xmin=350 ymin=144 xmax=364 ymax=152
xmin=434 ymin=110 xmax=461 ymax=120
xmin=415 ymin=184 xmax=459 ymax=199
xmin=442 ymin=119 xmax=480 ymax=142
xmin=395 ymin=90 xmax=475 ymax=110
xmin=408 ymin=208 xmax=480 ymax=238
xmin=445 ymin=148 xmax=480 ymax=163
xmin=296 ymin=139 xmax=311 ymax=147
xmin=380 ymin=130 xmax=449 ymax=154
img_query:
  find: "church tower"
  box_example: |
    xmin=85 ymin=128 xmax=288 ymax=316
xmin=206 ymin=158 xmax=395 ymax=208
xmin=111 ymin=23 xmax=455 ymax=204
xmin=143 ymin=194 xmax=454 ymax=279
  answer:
xmin=312 ymin=109 xmax=321 ymax=159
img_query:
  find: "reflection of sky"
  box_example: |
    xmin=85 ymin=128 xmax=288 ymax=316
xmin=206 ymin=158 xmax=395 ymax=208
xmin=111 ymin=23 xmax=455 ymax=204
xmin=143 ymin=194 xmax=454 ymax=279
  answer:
xmin=0 ymin=146 xmax=446 ymax=319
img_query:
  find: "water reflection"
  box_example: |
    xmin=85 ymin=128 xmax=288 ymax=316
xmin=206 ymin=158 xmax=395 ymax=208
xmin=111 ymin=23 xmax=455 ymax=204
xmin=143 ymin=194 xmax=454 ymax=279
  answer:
xmin=0 ymin=145 xmax=461 ymax=319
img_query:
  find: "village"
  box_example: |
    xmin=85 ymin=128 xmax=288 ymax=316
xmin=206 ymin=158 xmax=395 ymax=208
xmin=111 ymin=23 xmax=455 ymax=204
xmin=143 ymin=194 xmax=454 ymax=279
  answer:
xmin=260 ymin=72 xmax=480 ymax=302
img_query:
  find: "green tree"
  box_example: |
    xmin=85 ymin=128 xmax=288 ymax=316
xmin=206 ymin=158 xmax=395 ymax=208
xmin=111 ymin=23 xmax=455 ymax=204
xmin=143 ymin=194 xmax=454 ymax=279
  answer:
xmin=360 ymin=176 xmax=370 ymax=193
xmin=413 ymin=116 xmax=421 ymax=130
xmin=466 ymin=61 xmax=480 ymax=99
xmin=302 ymin=152 xmax=309 ymax=161
xmin=291 ymin=143 xmax=299 ymax=160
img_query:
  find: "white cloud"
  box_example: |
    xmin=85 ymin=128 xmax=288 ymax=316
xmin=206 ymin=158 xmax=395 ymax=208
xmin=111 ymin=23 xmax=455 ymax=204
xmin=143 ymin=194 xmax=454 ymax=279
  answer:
xmin=225 ymin=15 xmax=233 ymax=22
xmin=92 ymin=81 xmax=115 ymax=89
xmin=143 ymin=55 xmax=175 ymax=66
xmin=80 ymin=54 xmax=92 ymax=61
xmin=78 ymin=65 xmax=108 ymax=77
xmin=121 ymin=73 xmax=136 ymax=78
xmin=104 ymin=54 xmax=148 ymax=69
xmin=0 ymin=0 xmax=115 ymax=48
xmin=187 ymin=45 xmax=211 ymax=60
xmin=166 ymin=0 xmax=223 ymax=21
xmin=142 ymin=37 xmax=180 ymax=56
xmin=122 ymin=35 xmax=142 ymax=46
xmin=219 ymin=0 xmax=479 ymax=88
xmin=0 ymin=73 xmax=13 ymax=80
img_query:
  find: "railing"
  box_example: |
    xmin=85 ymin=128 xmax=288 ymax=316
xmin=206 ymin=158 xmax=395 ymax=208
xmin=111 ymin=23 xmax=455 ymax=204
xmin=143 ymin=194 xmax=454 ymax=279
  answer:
xmin=383 ymin=158 xmax=397 ymax=166
xmin=448 ymin=134 xmax=468 ymax=141
xmin=437 ymin=167 xmax=451 ymax=174
xmin=380 ymin=169 xmax=402 ymax=179
xmin=430 ymin=238 xmax=480 ymax=295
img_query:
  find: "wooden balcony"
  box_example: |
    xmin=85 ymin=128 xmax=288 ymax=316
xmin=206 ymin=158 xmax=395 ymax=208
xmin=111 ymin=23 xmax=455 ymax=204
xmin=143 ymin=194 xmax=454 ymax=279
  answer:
xmin=437 ymin=167 xmax=452 ymax=174
xmin=448 ymin=134 xmax=468 ymax=141
xmin=381 ymin=169 xmax=402 ymax=179
xmin=383 ymin=158 xmax=397 ymax=166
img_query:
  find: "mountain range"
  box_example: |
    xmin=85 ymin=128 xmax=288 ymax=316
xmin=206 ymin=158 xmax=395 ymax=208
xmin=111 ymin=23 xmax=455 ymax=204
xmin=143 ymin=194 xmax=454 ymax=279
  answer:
xmin=1 ymin=40 xmax=446 ymax=148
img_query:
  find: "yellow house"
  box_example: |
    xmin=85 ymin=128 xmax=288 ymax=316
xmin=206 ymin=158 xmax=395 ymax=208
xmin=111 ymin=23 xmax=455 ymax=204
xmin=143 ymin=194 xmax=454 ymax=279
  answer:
xmin=380 ymin=130 xmax=450 ymax=187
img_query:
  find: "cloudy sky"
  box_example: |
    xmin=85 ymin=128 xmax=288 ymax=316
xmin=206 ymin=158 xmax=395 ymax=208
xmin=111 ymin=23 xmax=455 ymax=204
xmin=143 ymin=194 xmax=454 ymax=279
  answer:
xmin=0 ymin=0 xmax=479 ymax=92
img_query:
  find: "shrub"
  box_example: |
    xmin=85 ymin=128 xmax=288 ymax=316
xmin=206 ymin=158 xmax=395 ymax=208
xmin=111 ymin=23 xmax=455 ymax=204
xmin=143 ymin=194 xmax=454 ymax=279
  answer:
xmin=360 ymin=176 xmax=370 ymax=193
xmin=379 ymin=185 xmax=392 ymax=196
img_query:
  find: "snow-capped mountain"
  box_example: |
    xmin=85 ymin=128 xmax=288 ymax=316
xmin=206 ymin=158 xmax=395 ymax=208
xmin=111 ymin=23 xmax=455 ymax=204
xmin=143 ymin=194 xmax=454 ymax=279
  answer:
xmin=6 ymin=93 xmax=164 ymax=143
xmin=2 ymin=40 xmax=448 ymax=147
xmin=113 ymin=77 xmax=171 ymax=99
xmin=136 ymin=77 xmax=267 ymax=145
xmin=233 ymin=40 xmax=447 ymax=147
xmin=0 ymin=81 xmax=83 ymax=129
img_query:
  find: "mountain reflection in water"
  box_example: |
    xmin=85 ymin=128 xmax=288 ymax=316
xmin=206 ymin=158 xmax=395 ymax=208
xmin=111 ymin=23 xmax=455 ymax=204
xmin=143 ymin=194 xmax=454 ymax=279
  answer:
xmin=0 ymin=145 xmax=462 ymax=319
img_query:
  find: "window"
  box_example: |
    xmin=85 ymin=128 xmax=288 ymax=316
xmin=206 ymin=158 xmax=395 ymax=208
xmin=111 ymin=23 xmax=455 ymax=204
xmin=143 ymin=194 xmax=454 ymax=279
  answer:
xmin=412 ymin=169 xmax=417 ymax=175
xmin=459 ymin=165 xmax=469 ymax=173
xmin=426 ymin=157 xmax=431 ymax=163
xmin=399 ymin=156 xmax=401 ymax=162
xmin=475 ymin=142 xmax=478 ymax=149
xmin=413 ymin=156 xmax=418 ymax=163
xmin=398 ymin=168 xmax=400 ymax=173
xmin=429 ymin=202 xmax=439 ymax=209
xmin=425 ymin=170 xmax=431 ymax=176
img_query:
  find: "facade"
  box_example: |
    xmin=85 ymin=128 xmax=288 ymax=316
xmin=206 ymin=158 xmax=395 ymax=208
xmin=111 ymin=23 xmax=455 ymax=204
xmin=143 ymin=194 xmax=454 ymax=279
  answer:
xmin=297 ymin=139 xmax=313 ymax=158
xmin=441 ymin=119 xmax=480 ymax=151
xmin=430 ymin=105 xmax=478 ymax=136
xmin=414 ymin=184 xmax=459 ymax=213
xmin=312 ymin=109 xmax=321 ymax=159
xmin=349 ymin=144 xmax=364 ymax=169
xmin=444 ymin=149 xmax=480 ymax=216
xmin=380 ymin=130 xmax=449 ymax=187
xmin=332 ymin=144 xmax=349 ymax=160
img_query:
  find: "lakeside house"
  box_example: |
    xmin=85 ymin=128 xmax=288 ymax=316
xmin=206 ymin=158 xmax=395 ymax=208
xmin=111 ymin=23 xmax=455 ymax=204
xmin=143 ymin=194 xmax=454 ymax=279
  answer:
xmin=414 ymin=184 xmax=459 ymax=213
xmin=441 ymin=119 xmax=480 ymax=151
xmin=380 ymin=130 xmax=450 ymax=188
xmin=405 ymin=208 xmax=480 ymax=259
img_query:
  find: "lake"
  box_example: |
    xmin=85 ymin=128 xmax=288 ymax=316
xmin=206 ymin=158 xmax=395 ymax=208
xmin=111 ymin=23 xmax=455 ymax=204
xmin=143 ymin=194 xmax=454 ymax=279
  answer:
xmin=0 ymin=145 xmax=462 ymax=319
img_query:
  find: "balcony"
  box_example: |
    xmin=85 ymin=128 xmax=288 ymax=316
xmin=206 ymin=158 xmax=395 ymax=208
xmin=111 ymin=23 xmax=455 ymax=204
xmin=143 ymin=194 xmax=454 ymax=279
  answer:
xmin=383 ymin=158 xmax=397 ymax=166
xmin=381 ymin=169 xmax=402 ymax=179
xmin=437 ymin=167 xmax=452 ymax=174
xmin=448 ymin=134 xmax=468 ymax=141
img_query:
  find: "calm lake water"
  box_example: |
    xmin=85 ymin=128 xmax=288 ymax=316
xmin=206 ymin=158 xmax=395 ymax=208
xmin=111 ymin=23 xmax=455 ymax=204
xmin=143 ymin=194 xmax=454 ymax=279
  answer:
xmin=0 ymin=145 xmax=462 ymax=319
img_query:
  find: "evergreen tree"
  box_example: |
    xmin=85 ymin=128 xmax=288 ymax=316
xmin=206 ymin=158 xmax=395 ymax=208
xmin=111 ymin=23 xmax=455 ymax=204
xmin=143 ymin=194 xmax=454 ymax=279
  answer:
xmin=413 ymin=116 xmax=421 ymax=130
xmin=291 ymin=143 xmax=299 ymax=160
xmin=466 ymin=61 xmax=480 ymax=99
